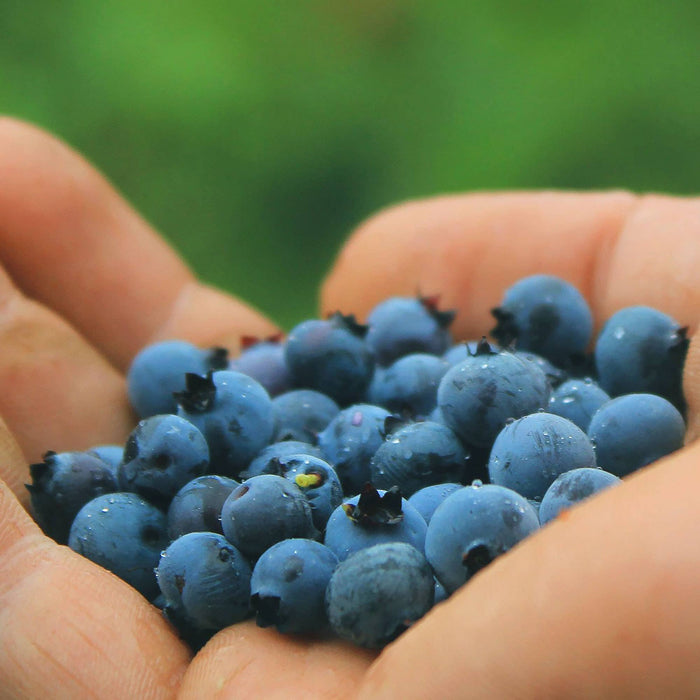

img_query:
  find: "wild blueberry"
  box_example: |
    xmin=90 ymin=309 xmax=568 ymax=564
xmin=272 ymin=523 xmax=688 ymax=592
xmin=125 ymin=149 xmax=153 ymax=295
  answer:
xmin=250 ymin=538 xmax=338 ymax=635
xmin=220 ymin=475 xmax=317 ymax=560
xmin=176 ymin=370 xmax=274 ymax=478
xmin=366 ymin=295 xmax=455 ymax=366
xmin=488 ymin=412 xmax=597 ymax=501
xmin=68 ymin=492 xmax=168 ymax=599
xmin=425 ymin=483 xmax=539 ymax=594
xmin=491 ymin=274 xmax=593 ymax=367
xmin=27 ymin=450 xmax=119 ymax=544
xmin=325 ymin=542 xmax=434 ymax=648
xmin=587 ymin=393 xmax=685 ymax=477
xmin=127 ymin=340 xmax=228 ymax=418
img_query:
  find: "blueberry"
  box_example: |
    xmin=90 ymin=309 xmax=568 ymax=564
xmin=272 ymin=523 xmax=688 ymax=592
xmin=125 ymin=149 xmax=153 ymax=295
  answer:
xmin=323 ymin=484 xmax=427 ymax=561
xmin=127 ymin=340 xmax=228 ymax=418
xmin=271 ymin=389 xmax=340 ymax=444
xmin=488 ymin=412 xmax=597 ymax=501
xmin=229 ymin=335 xmax=291 ymax=397
xmin=221 ymin=475 xmax=317 ymax=560
xmin=548 ymin=378 xmax=611 ymax=432
xmin=587 ymin=393 xmax=685 ymax=477
xmin=367 ymin=353 xmax=450 ymax=418
xmin=281 ymin=454 xmax=343 ymax=532
xmin=594 ymin=306 xmax=688 ymax=412
xmin=176 ymin=370 xmax=274 ymax=478
xmin=250 ymin=539 xmax=338 ymax=635
xmin=284 ymin=312 xmax=375 ymax=405
xmin=491 ymin=274 xmax=593 ymax=367
xmin=27 ymin=450 xmax=119 ymax=544
xmin=118 ymin=414 xmax=210 ymax=508
xmin=317 ymin=403 xmax=392 ymax=495
xmin=425 ymin=483 xmax=540 ymax=594
xmin=366 ymin=295 xmax=455 ymax=367
xmin=408 ymin=482 xmax=463 ymax=524
xmin=437 ymin=340 xmax=552 ymax=449
xmin=157 ymin=532 xmax=252 ymax=630
xmin=167 ymin=474 xmax=239 ymax=540
xmin=240 ymin=440 xmax=322 ymax=480
xmin=539 ymin=467 xmax=621 ymax=525
xmin=86 ymin=444 xmax=124 ymax=474
xmin=370 ymin=420 xmax=469 ymax=497
xmin=68 ymin=492 xmax=168 ymax=599
xmin=325 ymin=542 xmax=434 ymax=648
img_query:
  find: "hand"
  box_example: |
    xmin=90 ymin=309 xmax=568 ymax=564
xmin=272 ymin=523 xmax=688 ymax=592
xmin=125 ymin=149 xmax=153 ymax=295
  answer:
xmin=0 ymin=117 xmax=698 ymax=698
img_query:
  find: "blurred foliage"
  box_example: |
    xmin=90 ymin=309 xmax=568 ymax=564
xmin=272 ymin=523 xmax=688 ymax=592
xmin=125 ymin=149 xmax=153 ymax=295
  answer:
xmin=2 ymin=1 xmax=699 ymax=328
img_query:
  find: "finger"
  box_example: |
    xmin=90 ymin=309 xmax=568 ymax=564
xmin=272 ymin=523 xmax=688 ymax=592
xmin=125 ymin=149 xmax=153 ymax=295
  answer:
xmin=0 ymin=117 xmax=277 ymax=371
xmin=320 ymin=190 xmax=700 ymax=433
xmin=357 ymin=439 xmax=700 ymax=698
xmin=0 ymin=477 xmax=191 ymax=698
xmin=0 ymin=260 xmax=133 ymax=473
xmin=179 ymin=622 xmax=375 ymax=699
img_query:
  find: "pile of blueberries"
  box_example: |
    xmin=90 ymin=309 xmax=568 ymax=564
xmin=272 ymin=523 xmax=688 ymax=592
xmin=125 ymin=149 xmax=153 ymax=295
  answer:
xmin=27 ymin=274 xmax=689 ymax=649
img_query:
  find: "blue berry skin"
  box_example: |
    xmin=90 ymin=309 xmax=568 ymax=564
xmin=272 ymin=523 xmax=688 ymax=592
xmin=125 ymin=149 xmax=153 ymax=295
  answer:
xmin=539 ymin=467 xmax=621 ymax=525
xmin=118 ymin=414 xmax=210 ymax=507
xmin=370 ymin=421 xmax=469 ymax=497
xmin=325 ymin=542 xmax=435 ymax=648
xmin=176 ymin=370 xmax=274 ymax=478
xmin=368 ymin=353 xmax=450 ymax=418
xmin=442 ymin=341 xmax=481 ymax=366
xmin=250 ymin=539 xmax=338 ymax=635
xmin=317 ymin=404 xmax=392 ymax=495
xmin=408 ymin=483 xmax=463 ymax=525
xmin=587 ymin=393 xmax=685 ymax=477
xmin=514 ymin=351 xmax=569 ymax=389
xmin=27 ymin=451 xmax=119 ymax=544
xmin=366 ymin=296 xmax=455 ymax=367
xmin=271 ymin=389 xmax=340 ymax=443
xmin=488 ymin=412 xmax=596 ymax=501
xmin=167 ymin=474 xmax=239 ymax=540
xmin=229 ymin=338 xmax=292 ymax=397
xmin=127 ymin=340 xmax=228 ymax=418
xmin=86 ymin=444 xmax=124 ymax=474
xmin=240 ymin=440 xmax=322 ymax=480
xmin=68 ymin=492 xmax=168 ymax=599
xmin=491 ymin=274 xmax=593 ymax=367
xmin=157 ymin=532 xmax=252 ymax=630
xmin=437 ymin=343 xmax=552 ymax=449
xmin=221 ymin=475 xmax=317 ymax=560
xmin=548 ymin=378 xmax=611 ymax=432
xmin=324 ymin=487 xmax=427 ymax=561
xmin=281 ymin=455 xmax=344 ymax=532
xmin=425 ymin=483 xmax=540 ymax=594
xmin=594 ymin=306 xmax=688 ymax=412
xmin=284 ymin=313 xmax=375 ymax=406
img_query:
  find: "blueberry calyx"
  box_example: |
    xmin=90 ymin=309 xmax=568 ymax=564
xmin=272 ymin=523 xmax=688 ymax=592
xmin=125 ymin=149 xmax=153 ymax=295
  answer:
xmin=418 ymin=294 xmax=456 ymax=329
xmin=382 ymin=414 xmax=411 ymax=436
xmin=251 ymin=593 xmax=283 ymax=628
xmin=342 ymin=484 xmax=404 ymax=526
xmin=462 ymin=543 xmax=493 ymax=577
xmin=174 ymin=372 xmax=217 ymax=413
xmin=490 ymin=306 xmax=518 ymax=347
xmin=328 ymin=311 xmax=369 ymax=339
xmin=206 ymin=347 xmax=230 ymax=370
xmin=473 ymin=337 xmax=497 ymax=356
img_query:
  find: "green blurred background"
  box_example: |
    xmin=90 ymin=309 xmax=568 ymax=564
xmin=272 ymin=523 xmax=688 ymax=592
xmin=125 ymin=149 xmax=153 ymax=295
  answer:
xmin=2 ymin=2 xmax=699 ymax=329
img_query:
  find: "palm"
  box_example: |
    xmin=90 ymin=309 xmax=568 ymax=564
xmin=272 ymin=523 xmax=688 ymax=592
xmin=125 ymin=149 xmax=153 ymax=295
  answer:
xmin=2 ymin=117 xmax=700 ymax=698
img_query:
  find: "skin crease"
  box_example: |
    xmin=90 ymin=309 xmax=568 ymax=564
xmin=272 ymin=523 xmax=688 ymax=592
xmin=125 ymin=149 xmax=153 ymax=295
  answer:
xmin=0 ymin=117 xmax=699 ymax=698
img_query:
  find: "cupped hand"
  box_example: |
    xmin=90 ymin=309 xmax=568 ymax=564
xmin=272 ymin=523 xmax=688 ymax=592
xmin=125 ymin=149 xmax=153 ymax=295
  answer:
xmin=1 ymin=117 xmax=699 ymax=698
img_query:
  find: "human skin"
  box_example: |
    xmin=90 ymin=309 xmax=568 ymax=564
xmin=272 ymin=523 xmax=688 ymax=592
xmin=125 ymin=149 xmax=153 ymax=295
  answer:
xmin=1 ymin=117 xmax=700 ymax=698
